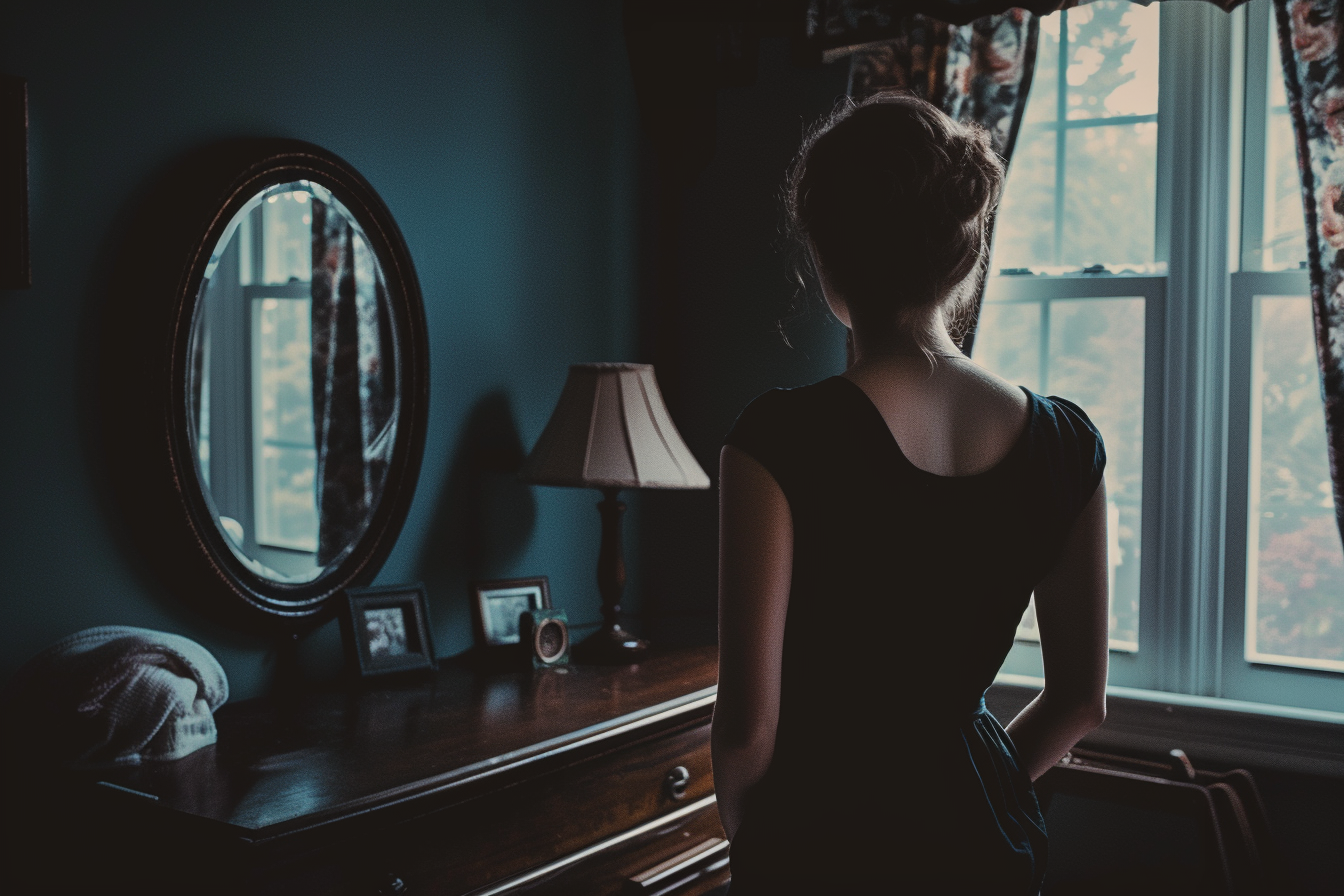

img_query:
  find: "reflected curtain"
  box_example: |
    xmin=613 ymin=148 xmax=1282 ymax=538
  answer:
xmin=837 ymin=11 xmax=1039 ymax=356
xmin=1275 ymin=0 xmax=1344 ymax=548
xmin=310 ymin=200 xmax=397 ymax=566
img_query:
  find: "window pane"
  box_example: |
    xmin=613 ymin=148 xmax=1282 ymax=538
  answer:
xmin=1263 ymin=24 xmax=1308 ymax=270
xmin=993 ymin=130 xmax=1056 ymax=269
xmin=256 ymin=445 xmax=320 ymax=553
xmin=261 ymin=190 xmax=313 ymax=285
xmin=1062 ymin=123 xmax=1158 ymax=267
xmin=1049 ymin=298 xmax=1144 ymax=649
xmin=974 ymin=295 xmax=1145 ymax=650
xmin=991 ymin=2 xmax=1160 ymax=271
xmin=254 ymin=298 xmax=315 ymax=447
xmin=1025 ymin=14 xmax=1059 ymax=125
xmin=1061 ymin=2 xmax=1160 ymax=122
xmin=974 ymin=302 xmax=1041 ymax=388
xmin=253 ymin=297 xmax=318 ymax=552
xmin=1248 ymin=296 xmax=1344 ymax=672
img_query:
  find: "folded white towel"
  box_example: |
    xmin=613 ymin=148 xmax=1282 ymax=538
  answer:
xmin=3 ymin=626 xmax=229 ymax=768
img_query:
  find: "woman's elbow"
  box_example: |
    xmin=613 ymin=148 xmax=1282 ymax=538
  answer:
xmin=1045 ymin=689 xmax=1107 ymax=732
xmin=1073 ymin=692 xmax=1107 ymax=732
xmin=1084 ymin=697 xmax=1106 ymax=731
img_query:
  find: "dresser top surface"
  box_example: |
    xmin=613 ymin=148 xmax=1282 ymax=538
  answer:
xmin=91 ymin=645 xmax=719 ymax=837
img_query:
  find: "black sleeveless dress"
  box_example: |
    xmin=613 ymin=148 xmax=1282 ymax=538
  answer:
xmin=722 ymin=375 xmax=1105 ymax=894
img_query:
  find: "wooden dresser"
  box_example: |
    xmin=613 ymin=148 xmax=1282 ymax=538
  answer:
xmin=7 ymin=645 xmax=727 ymax=896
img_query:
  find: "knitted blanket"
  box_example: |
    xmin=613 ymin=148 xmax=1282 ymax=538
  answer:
xmin=3 ymin=626 xmax=229 ymax=768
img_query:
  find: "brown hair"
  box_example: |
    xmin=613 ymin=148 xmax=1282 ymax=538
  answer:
xmin=784 ymin=91 xmax=1004 ymax=346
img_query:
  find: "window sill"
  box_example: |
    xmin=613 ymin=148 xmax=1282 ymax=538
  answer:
xmin=987 ymin=675 xmax=1344 ymax=780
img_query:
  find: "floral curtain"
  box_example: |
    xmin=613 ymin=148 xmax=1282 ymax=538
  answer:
xmin=838 ymin=11 xmax=1039 ymax=355
xmin=310 ymin=200 xmax=397 ymax=567
xmin=1275 ymin=0 xmax=1344 ymax=547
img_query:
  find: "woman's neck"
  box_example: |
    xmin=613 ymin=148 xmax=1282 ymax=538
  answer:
xmin=848 ymin=314 xmax=964 ymax=371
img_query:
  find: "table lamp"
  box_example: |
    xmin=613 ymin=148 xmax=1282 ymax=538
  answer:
xmin=521 ymin=363 xmax=710 ymax=663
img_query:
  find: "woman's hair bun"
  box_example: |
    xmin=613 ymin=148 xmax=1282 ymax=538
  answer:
xmin=944 ymin=124 xmax=1001 ymax=221
xmin=785 ymin=91 xmax=1005 ymax=331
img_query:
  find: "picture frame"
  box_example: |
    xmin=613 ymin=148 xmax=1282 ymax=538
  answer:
xmin=471 ymin=577 xmax=552 ymax=647
xmin=340 ymin=583 xmax=436 ymax=677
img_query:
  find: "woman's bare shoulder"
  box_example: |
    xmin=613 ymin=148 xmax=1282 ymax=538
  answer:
xmin=947 ymin=361 xmax=1030 ymax=472
xmin=959 ymin=359 xmax=1030 ymax=414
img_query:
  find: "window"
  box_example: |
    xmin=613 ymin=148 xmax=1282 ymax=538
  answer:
xmin=977 ymin=0 xmax=1162 ymax=691
xmin=1228 ymin=4 xmax=1342 ymax=709
xmin=252 ymin=295 xmax=319 ymax=553
xmin=975 ymin=0 xmax=1343 ymax=715
xmin=1243 ymin=292 xmax=1344 ymax=673
xmin=195 ymin=186 xmax=325 ymax=581
xmin=244 ymin=191 xmax=321 ymax=556
xmin=245 ymin=190 xmax=319 ymax=553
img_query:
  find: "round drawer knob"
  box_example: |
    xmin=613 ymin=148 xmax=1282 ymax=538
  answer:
xmin=665 ymin=765 xmax=691 ymax=800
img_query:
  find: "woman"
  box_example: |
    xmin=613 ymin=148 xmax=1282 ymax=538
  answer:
xmin=712 ymin=92 xmax=1110 ymax=893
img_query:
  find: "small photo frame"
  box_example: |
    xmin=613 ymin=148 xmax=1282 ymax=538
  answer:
xmin=471 ymin=576 xmax=552 ymax=647
xmin=341 ymin=583 xmax=436 ymax=677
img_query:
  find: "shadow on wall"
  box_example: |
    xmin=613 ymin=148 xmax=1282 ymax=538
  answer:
xmin=418 ymin=390 xmax=536 ymax=656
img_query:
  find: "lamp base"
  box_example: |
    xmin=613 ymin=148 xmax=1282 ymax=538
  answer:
xmin=573 ymin=624 xmax=649 ymax=665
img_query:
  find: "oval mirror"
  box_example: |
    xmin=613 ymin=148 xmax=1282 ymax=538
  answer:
xmin=189 ymin=181 xmax=399 ymax=585
xmin=114 ymin=141 xmax=428 ymax=622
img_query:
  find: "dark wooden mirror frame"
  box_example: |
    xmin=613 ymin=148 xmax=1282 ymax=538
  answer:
xmin=103 ymin=140 xmax=428 ymax=628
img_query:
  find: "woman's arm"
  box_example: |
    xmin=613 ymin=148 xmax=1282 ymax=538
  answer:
xmin=712 ymin=444 xmax=794 ymax=841
xmin=1005 ymin=478 xmax=1111 ymax=782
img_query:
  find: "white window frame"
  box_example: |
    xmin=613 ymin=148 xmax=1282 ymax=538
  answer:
xmin=986 ymin=2 xmax=1344 ymax=741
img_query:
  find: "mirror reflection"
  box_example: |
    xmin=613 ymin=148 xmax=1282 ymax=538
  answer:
xmin=189 ymin=181 xmax=399 ymax=584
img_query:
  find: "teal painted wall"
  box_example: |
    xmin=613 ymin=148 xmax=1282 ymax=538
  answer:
xmin=2 ymin=5 xmax=1341 ymax=891
xmin=0 ymin=0 xmax=643 ymax=700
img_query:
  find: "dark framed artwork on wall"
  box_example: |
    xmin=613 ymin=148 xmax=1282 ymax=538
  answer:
xmin=340 ymin=583 xmax=436 ymax=677
xmin=471 ymin=577 xmax=552 ymax=647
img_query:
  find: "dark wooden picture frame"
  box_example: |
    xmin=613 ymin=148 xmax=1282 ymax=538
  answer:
xmin=341 ymin=583 xmax=436 ymax=677
xmin=471 ymin=576 xmax=552 ymax=647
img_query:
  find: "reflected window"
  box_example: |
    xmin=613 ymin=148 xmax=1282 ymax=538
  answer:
xmin=252 ymin=296 xmax=318 ymax=552
xmin=245 ymin=191 xmax=319 ymax=555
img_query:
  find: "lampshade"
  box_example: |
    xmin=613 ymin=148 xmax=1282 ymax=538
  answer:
xmin=521 ymin=363 xmax=710 ymax=490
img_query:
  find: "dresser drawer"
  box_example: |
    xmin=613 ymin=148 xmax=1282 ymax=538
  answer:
xmin=483 ymin=797 xmax=729 ymax=896
xmin=386 ymin=720 xmax=716 ymax=895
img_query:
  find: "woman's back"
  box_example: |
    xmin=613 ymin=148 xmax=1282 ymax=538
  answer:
xmin=721 ymin=371 xmax=1104 ymax=892
xmin=843 ymin=354 xmax=1030 ymax=477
